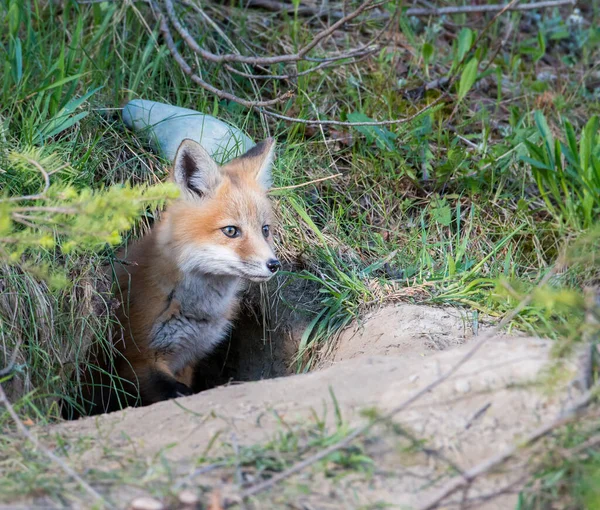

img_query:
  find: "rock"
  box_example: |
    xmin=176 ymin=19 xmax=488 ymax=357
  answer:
xmin=122 ymin=99 xmax=255 ymax=164
xmin=178 ymin=490 xmax=200 ymax=506
xmin=129 ymin=496 xmax=164 ymax=510
xmin=454 ymin=379 xmax=471 ymax=394
xmin=536 ymin=71 xmax=557 ymax=83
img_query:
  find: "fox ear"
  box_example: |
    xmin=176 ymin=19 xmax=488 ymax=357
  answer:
xmin=172 ymin=139 xmax=221 ymax=199
xmin=239 ymin=137 xmax=275 ymax=189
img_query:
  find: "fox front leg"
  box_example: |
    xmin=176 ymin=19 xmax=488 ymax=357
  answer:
xmin=134 ymin=359 xmax=193 ymax=406
xmin=144 ymin=366 xmax=193 ymax=403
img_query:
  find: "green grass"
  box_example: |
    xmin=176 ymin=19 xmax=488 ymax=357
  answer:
xmin=1 ymin=0 xmax=600 ymax=507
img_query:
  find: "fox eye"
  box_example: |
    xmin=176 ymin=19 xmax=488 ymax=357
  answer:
xmin=221 ymin=226 xmax=240 ymax=238
xmin=262 ymin=225 xmax=270 ymax=238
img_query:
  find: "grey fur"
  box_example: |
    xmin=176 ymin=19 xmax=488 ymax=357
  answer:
xmin=149 ymin=273 xmax=243 ymax=374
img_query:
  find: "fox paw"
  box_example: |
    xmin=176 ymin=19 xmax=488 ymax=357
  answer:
xmin=174 ymin=382 xmax=193 ymax=398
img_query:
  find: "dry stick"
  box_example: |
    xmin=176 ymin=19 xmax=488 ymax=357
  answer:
xmin=233 ymin=268 xmax=557 ymax=506
xmin=164 ymin=0 xmax=382 ymax=65
xmin=269 ymin=173 xmax=343 ymax=192
xmin=244 ymin=0 xmax=346 ymax=19
xmin=223 ymin=48 xmax=377 ymax=81
xmin=0 ymin=384 xmax=111 ymax=507
xmin=151 ymin=0 xmax=292 ymax=107
xmin=11 ymin=206 xmax=78 ymax=214
xmin=417 ymin=389 xmax=598 ymax=510
xmin=0 ymin=339 xmax=22 ymax=378
xmin=406 ymin=0 xmax=576 ymax=16
xmin=218 ymin=0 xmax=577 ymax=22
xmin=257 ymin=93 xmax=447 ymax=126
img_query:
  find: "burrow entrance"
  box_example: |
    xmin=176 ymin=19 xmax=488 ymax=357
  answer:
xmin=65 ymin=272 xmax=484 ymax=418
xmin=189 ymin=275 xmax=485 ymax=394
xmin=179 ymin=274 xmax=319 ymax=394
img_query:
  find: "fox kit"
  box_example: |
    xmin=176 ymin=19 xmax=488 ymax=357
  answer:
xmin=76 ymin=137 xmax=279 ymax=415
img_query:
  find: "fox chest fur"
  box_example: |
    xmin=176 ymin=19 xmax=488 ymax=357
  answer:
xmin=147 ymin=273 xmax=242 ymax=373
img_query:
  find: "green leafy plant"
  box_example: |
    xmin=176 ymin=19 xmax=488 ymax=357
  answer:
xmin=522 ymin=112 xmax=600 ymax=230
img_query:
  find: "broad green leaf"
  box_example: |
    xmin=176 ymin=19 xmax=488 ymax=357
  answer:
xmin=563 ymin=119 xmax=579 ymax=166
xmin=12 ymin=37 xmax=22 ymax=84
xmin=422 ymin=42 xmax=434 ymax=64
xmin=520 ymin=155 xmax=552 ymax=171
xmin=8 ymin=0 xmax=20 ymax=37
xmin=430 ymin=198 xmax=452 ymax=226
xmin=457 ymin=28 xmax=473 ymax=62
xmin=458 ymin=58 xmax=478 ymax=101
xmin=580 ymin=115 xmax=599 ymax=171
xmin=534 ymin=30 xmax=546 ymax=63
xmin=534 ymin=110 xmax=554 ymax=164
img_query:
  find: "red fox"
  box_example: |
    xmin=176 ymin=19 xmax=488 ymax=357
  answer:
xmin=69 ymin=137 xmax=280 ymax=416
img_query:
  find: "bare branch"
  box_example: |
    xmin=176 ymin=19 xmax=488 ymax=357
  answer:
xmin=257 ymin=94 xmax=447 ymax=126
xmin=165 ymin=0 xmax=381 ymax=65
xmin=208 ymin=0 xmax=576 ymax=22
xmin=223 ymin=49 xmax=377 ymax=81
xmin=269 ymin=173 xmax=342 ymax=192
xmin=406 ymin=0 xmax=576 ymax=17
xmin=244 ymin=0 xmax=345 ymax=19
xmin=417 ymin=390 xmax=598 ymax=510
xmin=151 ymin=0 xmax=293 ymax=107
xmin=11 ymin=206 xmax=79 ymax=214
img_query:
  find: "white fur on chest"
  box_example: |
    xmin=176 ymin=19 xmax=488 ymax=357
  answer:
xmin=149 ymin=273 xmax=241 ymax=373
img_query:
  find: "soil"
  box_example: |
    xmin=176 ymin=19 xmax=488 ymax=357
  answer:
xmin=49 ymin=281 xmax=583 ymax=510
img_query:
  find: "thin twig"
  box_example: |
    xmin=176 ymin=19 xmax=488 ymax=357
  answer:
xmin=406 ymin=0 xmax=576 ymax=16
xmin=11 ymin=206 xmax=78 ymax=214
xmin=165 ymin=0 xmax=382 ymax=65
xmin=244 ymin=0 xmax=346 ymax=19
xmin=0 ymin=339 xmax=22 ymax=378
xmin=269 ymin=173 xmax=342 ymax=192
xmin=417 ymin=389 xmax=598 ymax=510
xmin=0 ymin=383 xmax=110 ymax=507
xmin=151 ymin=0 xmax=293 ymax=107
xmin=223 ymin=49 xmax=376 ymax=81
xmin=194 ymin=0 xmax=576 ymax=20
xmin=257 ymin=93 xmax=447 ymax=126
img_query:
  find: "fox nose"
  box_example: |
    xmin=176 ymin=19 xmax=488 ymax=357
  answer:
xmin=266 ymin=259 xmax=281 ymax=274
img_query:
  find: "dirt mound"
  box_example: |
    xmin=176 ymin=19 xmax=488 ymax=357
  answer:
xmin=53 ymin=303 xmax=582 ymax=509
xmin=329 ymin=303 xmax=497 ymax=363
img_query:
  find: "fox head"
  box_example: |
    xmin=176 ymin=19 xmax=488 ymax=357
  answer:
xmin=163 ymin=137 xmax=280 ymax=282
